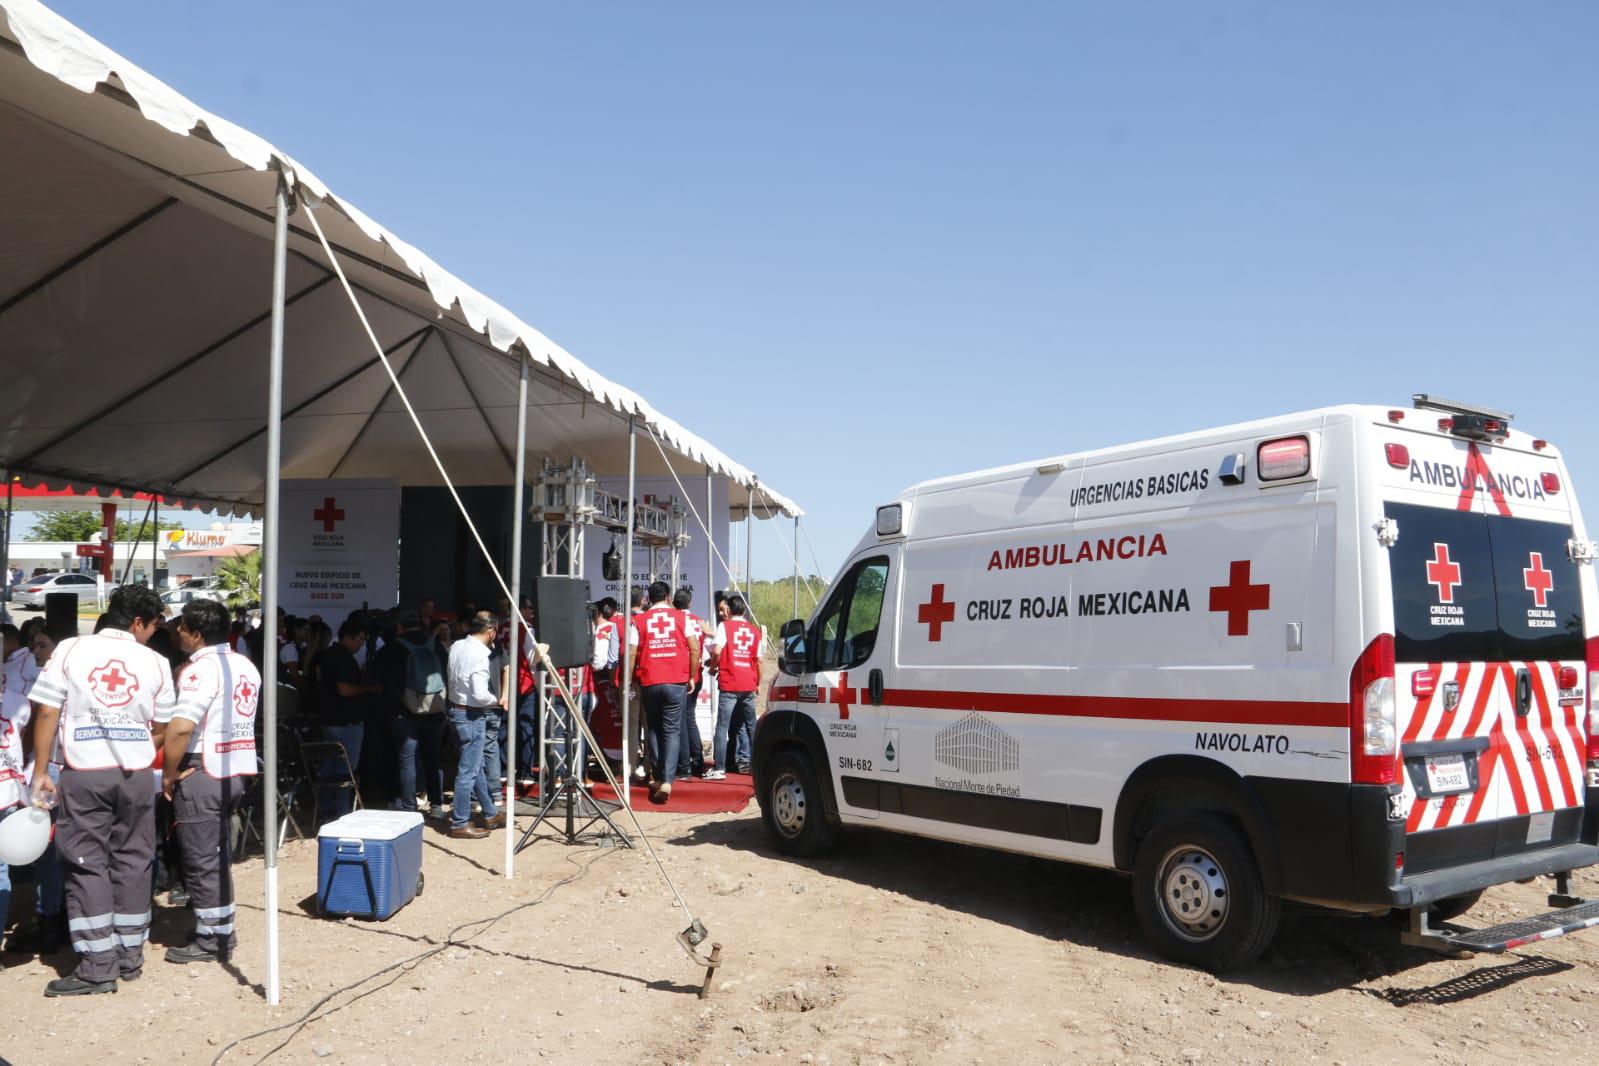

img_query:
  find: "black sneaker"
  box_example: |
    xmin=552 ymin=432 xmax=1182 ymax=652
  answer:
xmin=168 ymin=884 xmax=191 ymax=907
xmin=44 ymin=976 xmax=116 ymax=997
xmin=165 ymin=943 xmax=221 ymax=965
xmin=735 ymin=763 xmax=751 ymax=775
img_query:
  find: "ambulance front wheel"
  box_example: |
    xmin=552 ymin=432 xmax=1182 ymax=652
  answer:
xmin=760 ymin=749 xmax=838 ymax=857
xmin=1132 ymin=814 xmax=1280 ymax=972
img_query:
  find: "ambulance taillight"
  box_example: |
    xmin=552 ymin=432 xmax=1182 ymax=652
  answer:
xmin=1586 ymin=636 xmax=1599 ymax=769
xmin=1350 ymin=634 xmax=1397 ymax=785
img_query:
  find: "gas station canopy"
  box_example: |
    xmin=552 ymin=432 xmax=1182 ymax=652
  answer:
xmin=0 ymin=0 xmax=801 ymax=520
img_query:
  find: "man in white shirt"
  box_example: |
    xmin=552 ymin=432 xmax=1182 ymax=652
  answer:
xmin=160 ymin=599 xmax=260 ymax=965
xmin=29 ymin=586 xmax=176 ymax=996
xmin=444 ymin=614 xmax=502 ymax=839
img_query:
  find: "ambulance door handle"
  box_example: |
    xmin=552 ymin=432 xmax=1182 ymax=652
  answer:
xmin=1515 ymin=668 xmax=1532 ymax=718
xmin=868 ymin=669 xmax=884 ymax=706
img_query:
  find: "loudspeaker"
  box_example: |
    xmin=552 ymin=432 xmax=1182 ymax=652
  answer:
xmin=45 ymin=592 xmax=78 ymax=637
xmin=532 ymin=576 xmax=593 ymax=669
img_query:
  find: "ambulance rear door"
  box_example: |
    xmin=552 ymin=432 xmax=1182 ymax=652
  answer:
xmin=1382 ymin=425 xmax=1588 ymax=868
xmin=799 ymin=549 xmax=897 ymax=822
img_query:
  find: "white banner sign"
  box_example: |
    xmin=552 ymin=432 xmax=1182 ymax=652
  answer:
xmin=278 ymin=479 xmax=399 ymax=621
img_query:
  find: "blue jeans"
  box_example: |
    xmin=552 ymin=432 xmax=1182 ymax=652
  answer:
xmin=484 ymin=709 xmax=506 ymax=785
xmin=320 ymin=722 xmax=365 ymax=819
xmin=678 ymin=685 xmax=705 ymax=776
xmin=715 ymin=690 xmax=758 ymax=771
xmin=391 ymin=714 xmax=446 ymax=811
xmin=516 ymin=692 xmax=539 ymax=778
xmin=642 ymin=683 xmax=687 ymax=787
xmin=448 ymin=708 xmax=499 ymax=829
xmin=0 ymin=858 xmax=9 ymax=933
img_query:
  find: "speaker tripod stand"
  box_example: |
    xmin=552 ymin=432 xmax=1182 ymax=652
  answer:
xmin=515 ymin=672 xmax=633 ymax=851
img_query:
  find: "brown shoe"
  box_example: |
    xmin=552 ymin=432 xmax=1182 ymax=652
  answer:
xmin=477 ymin=812 xmax=506 ymax=830
xmin=650 ymin=784 xmax=671 ymax=806
xmin=448 ymin=825 xmax=490 ymax=840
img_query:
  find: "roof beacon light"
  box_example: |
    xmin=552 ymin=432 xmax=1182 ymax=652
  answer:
xmin=1258 ymin=436 xmax=1311 ymax=481
xmin=1413 ymin=394 xmax=1513 ymax=443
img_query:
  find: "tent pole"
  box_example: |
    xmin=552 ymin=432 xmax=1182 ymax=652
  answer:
xmin=619 ymin=417 xmax=636 ymax=808
xmin=504 ymin=358 xmax=528 ymax=879
xmin=152 ymin=497 xmax=159 ymax=590
xmin=745 ymin=505 xmax=753 ymax=599
xmin=2 ymin=471 xmax=11 ymax=608
xmin=261 ymin=173 xmax=290 ymax=1008
xmin=705 ymin=468 xmax=714 ymax=606
xmin=792 ymin=516 xmax=800 ymax=620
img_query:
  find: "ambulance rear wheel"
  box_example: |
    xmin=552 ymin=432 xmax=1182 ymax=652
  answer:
xmin=1428 ymin=889 xmax=1482 ymax=923
xmin=760 ymin=749 xmax=837 ymax=857
xmin=1133 ymin=814 xmax=1279 ymax=972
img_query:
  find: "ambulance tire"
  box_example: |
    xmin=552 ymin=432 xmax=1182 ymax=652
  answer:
xmin=1133 ymin=814 xmax=1280 ymax=972
xmin=1427 ymin=890 xmax=1482 ymax=923
xmin=760 ymin=748 xmax=838 ymax=857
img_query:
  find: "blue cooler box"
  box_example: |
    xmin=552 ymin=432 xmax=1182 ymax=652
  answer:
xmin=317 ymin=810 xmax=425 ymax=920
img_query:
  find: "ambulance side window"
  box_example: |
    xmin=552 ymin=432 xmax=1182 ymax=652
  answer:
xmin=812 ymin=556 xmax=890 ymax=672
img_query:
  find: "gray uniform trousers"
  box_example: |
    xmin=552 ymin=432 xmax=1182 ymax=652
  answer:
xmin=56 ymin=766 xmax=156 ymax=982
xmin=171 ymin=765 xmax=242 ymax=955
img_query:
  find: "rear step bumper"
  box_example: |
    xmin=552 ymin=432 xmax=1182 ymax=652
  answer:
xmin=1393 ymin=843 xmax=1599 ymax=908
xmin=1404 ymin=899 xmax=1599 ymax=954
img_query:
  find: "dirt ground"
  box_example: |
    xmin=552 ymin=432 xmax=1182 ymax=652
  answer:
xmin=4 ymin=800 xmax=1599 ymax=1066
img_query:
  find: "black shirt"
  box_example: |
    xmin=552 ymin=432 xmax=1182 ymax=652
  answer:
xmin=318 ymin=643 xmax=365 ymax=726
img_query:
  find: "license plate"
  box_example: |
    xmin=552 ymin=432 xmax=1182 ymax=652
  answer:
xmin=1424 ymin=752 xmax=1471 ymax=794
xmin=1527 ymin=811 xmax=1555 ymax=844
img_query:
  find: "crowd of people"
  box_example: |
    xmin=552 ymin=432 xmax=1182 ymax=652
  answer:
xmin=0 ymin=577 xmax=770 ymax=995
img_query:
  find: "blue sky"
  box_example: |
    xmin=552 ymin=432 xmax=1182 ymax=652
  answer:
xmin=29 ymin=1 xmax=1599 ymax=583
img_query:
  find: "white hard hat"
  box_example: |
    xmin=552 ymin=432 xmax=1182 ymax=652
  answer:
xmin=0 ymin=804 xmax=52 ymax=865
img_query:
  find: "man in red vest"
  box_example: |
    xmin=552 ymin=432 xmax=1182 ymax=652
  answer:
xmin=707 ymin=593 xmax=766 ymax=778
xmin=627 ymin=581 xmax=700 ymax=803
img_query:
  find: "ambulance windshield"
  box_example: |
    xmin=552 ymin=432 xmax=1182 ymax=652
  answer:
xmin=1386 ymin=501 xmax=1584 ymax=663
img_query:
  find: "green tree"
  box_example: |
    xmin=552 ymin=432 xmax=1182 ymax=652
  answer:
xmin=24 ymin=510 xmax=184 ymax=542
xmin=214 ymin=550 xmax=262 ymax=609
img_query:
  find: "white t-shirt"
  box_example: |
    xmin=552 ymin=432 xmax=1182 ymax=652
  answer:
xmin=278 ymin=641 xmax=299 ymax=666
xmin=2 ymin=645 xmax=40 ymax=721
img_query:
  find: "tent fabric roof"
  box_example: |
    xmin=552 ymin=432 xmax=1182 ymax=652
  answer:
xmin=0 ymin=0 xmax=801 ymax=520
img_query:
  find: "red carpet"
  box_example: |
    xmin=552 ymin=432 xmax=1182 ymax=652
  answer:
xmin=519 ymin=772 xmax=755 ymax=815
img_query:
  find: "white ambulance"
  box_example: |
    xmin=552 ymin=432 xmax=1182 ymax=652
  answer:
xmin=754 ymin=397 xmax=1599 ymax=970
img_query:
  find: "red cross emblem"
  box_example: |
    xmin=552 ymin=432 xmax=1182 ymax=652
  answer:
xmin=917 ymin=583 xmax=956 ymax=642
xmin=89 ymin=659 xmax=139 ymax=709
xmin=1208 ymin=560 xmax=1270 ymax=637
xmin=313 ymin=497 xmax=345 ymax=532
xmin=732 ymin=627 xmax=757 ymax=655
xmin=1426 ymin=542 xmax=1463 ymax=604
xmin=233 ymin=676 xmax=259 ymax=718
xmin=827 ymin=671 xmax=856 ymax=721
xmin=645 ymin=611 xmax=676 ymax=640
xmin=1523 ymin=551 xmax=1553 ymax=608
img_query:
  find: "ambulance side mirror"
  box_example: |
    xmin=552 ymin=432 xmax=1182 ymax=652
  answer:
xmin=779 ymin=618 xmax=808 ymax=675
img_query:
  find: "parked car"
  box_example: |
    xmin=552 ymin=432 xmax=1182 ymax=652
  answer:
xmin=14 ymin=571 xmax=116 ymax=608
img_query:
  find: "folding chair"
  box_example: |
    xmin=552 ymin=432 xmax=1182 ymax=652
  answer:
xmin=239 ymin=684 xmax=313 ymax=852
xmin=302 ymin=738 xmax=363 ymax=828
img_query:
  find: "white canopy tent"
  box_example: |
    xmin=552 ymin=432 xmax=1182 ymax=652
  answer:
xmin=0 ymin=0 xmax=800 ymax=520
xmin=0 ymin=0 xmax=799 ymax=1006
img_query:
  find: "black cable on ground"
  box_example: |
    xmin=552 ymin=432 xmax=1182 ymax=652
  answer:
xmin=211 ymin=848 xmax=614 ymax=1065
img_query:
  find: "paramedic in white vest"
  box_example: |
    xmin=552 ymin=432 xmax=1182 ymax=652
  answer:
xmin=709 ymin=593 xmax=766 ymax=778
xmin=628 ymin=581 xmax=700 ymax=804
xmin=29 ymin=585 xmax=176 ymax=996
xmin=158 ymin=598 xmax=260 ymax=964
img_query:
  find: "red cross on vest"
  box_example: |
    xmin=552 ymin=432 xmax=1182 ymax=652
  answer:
xmin=732 ymin=627 xmax=757 ymax=655
xmin=646 ymin=611 xmax=676 ymax=640
xmin=234 ymin=675 xmax=259 ymax=717
xmin=827 ymin=672 xmax=856 ymax=720
xmin=313 ymin=497 xmax=345 ymax=532
xmin=1208 ymin=560 xmax=1270 ymax=637
xmin=89 ymin=660 xmax=137 ymax=708
xmin=1426 ymin=542 xmax=1462 ymax=604
xmin=917 ymin=584 xmax=956 ymax=642
xmin=1523 ymin=551 xmax=1553 ymax=608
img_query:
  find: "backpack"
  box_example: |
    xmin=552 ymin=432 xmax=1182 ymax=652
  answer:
xmin=401 ymin=636 xmax=446 ymax=715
